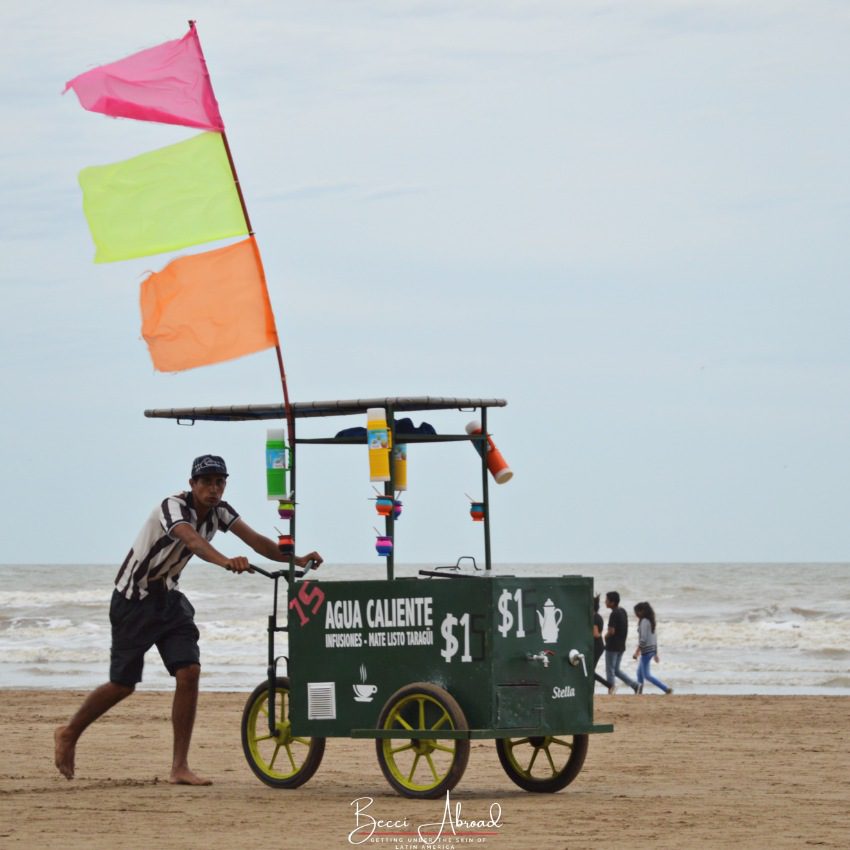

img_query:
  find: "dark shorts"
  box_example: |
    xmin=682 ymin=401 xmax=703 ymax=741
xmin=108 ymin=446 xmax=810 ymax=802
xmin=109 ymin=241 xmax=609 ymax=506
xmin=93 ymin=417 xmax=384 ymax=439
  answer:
xmin=109 ymin=586 xmax=201 ymax=686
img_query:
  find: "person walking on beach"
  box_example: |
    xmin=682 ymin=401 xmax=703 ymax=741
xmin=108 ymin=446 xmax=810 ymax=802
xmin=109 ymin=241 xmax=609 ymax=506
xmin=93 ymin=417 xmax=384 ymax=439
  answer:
xmin=605 ymin=591 xmax=640 ymax=694
xmin=54 ymin=455 xmax=322 ymax=786
xmin=593 ymin=594 xmax=613 ymax=691
xmin=632 ymin=601 xmax=673 ymax=695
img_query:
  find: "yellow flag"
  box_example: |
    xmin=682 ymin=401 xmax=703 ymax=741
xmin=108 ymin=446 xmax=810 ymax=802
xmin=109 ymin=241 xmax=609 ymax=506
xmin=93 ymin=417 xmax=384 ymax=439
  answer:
xmin=78 ymin=132 xmax=247 ymax=263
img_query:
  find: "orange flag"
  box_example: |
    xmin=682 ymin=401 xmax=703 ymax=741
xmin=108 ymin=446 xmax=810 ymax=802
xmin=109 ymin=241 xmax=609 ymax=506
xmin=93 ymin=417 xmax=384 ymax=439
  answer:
xmin=140 ymin=237 xmax=279 ymax=371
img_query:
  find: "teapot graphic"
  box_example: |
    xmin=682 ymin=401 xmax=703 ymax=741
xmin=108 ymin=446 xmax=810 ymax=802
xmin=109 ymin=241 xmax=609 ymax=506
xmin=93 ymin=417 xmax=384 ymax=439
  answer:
xmin=536 ymin=598 xmax=563 ymax=644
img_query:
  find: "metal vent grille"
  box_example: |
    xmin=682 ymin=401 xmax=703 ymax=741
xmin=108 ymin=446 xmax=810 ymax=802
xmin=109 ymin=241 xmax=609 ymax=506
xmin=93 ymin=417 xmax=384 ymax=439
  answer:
xmin=307 ymin=682 xmax=336 ymax=720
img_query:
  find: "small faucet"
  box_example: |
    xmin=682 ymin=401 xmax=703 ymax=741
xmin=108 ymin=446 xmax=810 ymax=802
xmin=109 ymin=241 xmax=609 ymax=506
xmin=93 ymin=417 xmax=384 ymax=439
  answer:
xmin=527 ymin=650 xmax=555 ymax=668
xmin=568 ymin=649 xmax=587 ymax=677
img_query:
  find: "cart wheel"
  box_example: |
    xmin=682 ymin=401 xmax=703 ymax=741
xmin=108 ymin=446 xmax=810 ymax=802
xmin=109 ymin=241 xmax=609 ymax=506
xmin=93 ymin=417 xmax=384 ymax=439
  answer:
xmin=375 ymin=682 xmax=470 ymax=799
xmin=241 ymin=676 xmax=325 ymax=788
xmin=496 ymin=733 xmax=588 ymax=793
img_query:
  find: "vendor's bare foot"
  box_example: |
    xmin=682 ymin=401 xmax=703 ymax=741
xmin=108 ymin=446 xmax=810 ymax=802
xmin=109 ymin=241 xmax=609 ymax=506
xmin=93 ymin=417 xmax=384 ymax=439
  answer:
xmin=169 ymin=767 xmax=212 ymax=786
xmin=54 ymin=726 xmax=76 ymax=779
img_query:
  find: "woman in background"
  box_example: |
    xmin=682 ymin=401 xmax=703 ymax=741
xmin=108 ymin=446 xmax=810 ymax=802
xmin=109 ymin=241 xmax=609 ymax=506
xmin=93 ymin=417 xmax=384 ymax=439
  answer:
xmin=632 ymin=601 xmax=673 ymax=695
xmin=593 ymin=594 xmax=614 ymax=692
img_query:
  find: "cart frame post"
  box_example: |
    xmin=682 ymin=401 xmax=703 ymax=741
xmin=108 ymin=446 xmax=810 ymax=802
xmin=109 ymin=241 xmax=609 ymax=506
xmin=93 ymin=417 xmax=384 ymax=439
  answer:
xmin=481 ymin=406 xmax=492 ymax=571
xmin=384 ymin=404 xmax=396 ymax=581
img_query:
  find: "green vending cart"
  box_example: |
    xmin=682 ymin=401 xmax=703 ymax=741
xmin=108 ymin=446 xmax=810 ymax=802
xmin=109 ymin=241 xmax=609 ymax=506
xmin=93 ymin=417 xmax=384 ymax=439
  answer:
xmin=145 ymin=396 xmax=613 ymax=798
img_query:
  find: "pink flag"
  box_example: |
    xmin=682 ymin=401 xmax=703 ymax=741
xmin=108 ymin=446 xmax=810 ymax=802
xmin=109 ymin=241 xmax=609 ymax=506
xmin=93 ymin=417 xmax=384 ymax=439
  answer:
xmin=64 ymin=26 xmax=224 ymax=131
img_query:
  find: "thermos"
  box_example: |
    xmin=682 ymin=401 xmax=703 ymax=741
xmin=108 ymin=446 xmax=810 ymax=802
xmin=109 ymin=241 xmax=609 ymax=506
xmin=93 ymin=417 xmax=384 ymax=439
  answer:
xmin=266 ymin=429 xmax=289 ymax=499
xmin=367 ymin=408 xmax=391 ymax=482
xmin=393 ymin=443 xmax=408 ymax=490
xmin=465 ymin=420 xmax=513 ymax=484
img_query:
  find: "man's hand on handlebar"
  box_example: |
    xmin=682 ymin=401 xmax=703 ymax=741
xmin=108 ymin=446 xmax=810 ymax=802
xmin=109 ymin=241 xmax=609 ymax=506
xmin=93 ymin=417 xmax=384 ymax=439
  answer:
xmin=223 ymin=556 xmax=252 ymax=573
xmin=295 ymin=551 xmax=323 ymax=570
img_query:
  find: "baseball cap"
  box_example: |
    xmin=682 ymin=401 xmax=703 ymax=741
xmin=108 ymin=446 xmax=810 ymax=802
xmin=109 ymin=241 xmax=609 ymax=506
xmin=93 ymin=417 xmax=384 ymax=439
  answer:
xmin=191 ymin=455 xmax=228 ymax=478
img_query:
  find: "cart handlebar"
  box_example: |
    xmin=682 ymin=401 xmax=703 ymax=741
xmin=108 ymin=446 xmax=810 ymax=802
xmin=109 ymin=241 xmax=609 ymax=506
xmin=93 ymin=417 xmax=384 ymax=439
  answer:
xmin=249 ymin=559 xmax=320 ymax=581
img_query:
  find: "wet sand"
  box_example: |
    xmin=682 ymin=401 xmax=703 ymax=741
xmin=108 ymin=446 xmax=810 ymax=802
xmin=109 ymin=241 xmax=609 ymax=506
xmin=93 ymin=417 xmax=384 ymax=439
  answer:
xmin=1 ymin=691 xmax=847 ymax=848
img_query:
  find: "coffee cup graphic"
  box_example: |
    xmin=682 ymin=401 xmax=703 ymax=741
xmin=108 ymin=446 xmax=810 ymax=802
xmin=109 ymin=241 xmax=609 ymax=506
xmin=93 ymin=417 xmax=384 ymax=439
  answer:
xmin=353 ymin=683 xmax=378 ymax=702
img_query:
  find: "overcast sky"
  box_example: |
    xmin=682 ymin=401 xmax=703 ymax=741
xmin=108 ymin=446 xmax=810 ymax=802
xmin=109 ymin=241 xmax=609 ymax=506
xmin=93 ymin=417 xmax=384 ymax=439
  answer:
xmin=1 ymin=0 xmax=849 ymax=565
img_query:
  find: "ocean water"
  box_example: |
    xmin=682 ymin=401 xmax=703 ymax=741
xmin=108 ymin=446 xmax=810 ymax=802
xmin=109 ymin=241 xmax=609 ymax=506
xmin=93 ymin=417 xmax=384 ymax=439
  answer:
xmin=1 ymin=562 xmax=848 ymax=695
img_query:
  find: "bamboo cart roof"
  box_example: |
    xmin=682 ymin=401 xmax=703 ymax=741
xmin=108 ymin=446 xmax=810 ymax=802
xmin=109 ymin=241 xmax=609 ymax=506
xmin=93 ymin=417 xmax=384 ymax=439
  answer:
xmin=144 ymin=396 xmax=507 ymax=423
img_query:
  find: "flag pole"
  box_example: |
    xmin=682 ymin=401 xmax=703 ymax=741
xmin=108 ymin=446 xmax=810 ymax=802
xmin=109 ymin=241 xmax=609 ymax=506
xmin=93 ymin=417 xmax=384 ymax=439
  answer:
xmin=188 ymin=20 xmax=296 ymax=449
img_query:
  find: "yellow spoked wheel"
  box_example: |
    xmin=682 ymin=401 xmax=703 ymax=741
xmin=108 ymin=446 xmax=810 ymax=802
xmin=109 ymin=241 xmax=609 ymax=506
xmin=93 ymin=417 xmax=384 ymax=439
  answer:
xmin=241 ymin=676 xmax=325 ymax=788
xmin=375 ymin=682 xmax=470 ymax=799
xmin=496 ymin=733 xmax=588 ymax=792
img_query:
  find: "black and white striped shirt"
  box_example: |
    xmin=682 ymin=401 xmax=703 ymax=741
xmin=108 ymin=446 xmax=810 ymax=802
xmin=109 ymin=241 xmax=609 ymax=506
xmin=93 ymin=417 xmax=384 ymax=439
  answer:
xmin=114 ymin=492 xmax=239 ymax=600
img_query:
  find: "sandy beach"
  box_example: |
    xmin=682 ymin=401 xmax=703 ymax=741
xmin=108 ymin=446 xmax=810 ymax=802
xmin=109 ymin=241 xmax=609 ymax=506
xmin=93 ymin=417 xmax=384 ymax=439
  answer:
xmin=0 ymin=692 xmax=845 ymax=849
